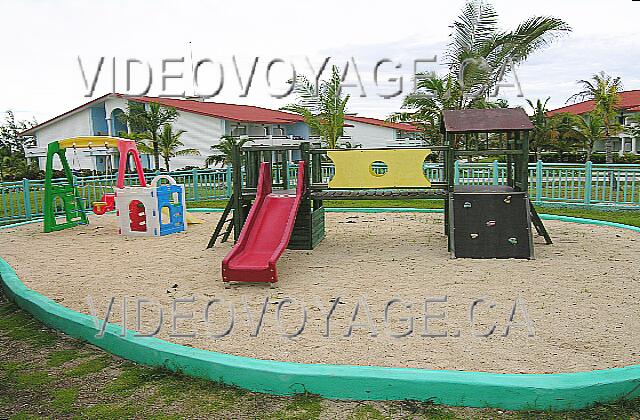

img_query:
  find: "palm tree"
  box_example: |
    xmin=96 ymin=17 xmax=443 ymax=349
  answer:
xmin=569 ymin=72 xmax=623 ymax=164
xmin=205 ymin=135 xmax=253 ymax=167
xmin=447 ymin=1 xmax=571 ymax=106
xmin=389 ymin=0 xmax=570 ymax=139
xmin=548 ymin=113 xmax=583 ymax=162
xmin=574 ymin=113 xmax=605 ymax=162
xmin=119 ymin=102 xmax=179 ymax=170
xmin=388 ymin=73 xmax=461 ymax=144
xmin=526 ymin=97 xmax=552 ymax=160
xmin=137 ymin=124 xmax=199 ymax=171
xmin=281 ymin=65 xmax=349 ymax=149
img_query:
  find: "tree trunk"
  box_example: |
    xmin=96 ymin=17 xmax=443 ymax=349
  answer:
xmin=604 ymin=128 xmax=617 ymax=188
xmin=165 ymin=157 xmax=170 ymax=172
xmin=604 ymin=137 xmax=613 ymax=164
xmin=152 ymin=134 xmax=160 ymax=171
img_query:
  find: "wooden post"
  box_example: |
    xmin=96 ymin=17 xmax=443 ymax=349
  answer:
xmin=225 ymin=165 xmax=232 ymax=198
xmin=445 ymin=133 xmax=455 ymax=192
xmin=231 ymin=143 xmax=243 ymax=241
xmin=520 ymin=130 xmax=530 ymax=193
xmin=444 ymin=132 xmax=453 ymax=236
xmin=311 ymin=145 xmax=323 ymax=210
xmin=244 ymin=150 xmax=253 ymax=188
xmin=513 ymin=130 xmax=522 ymax=190
xmin=506 ymin=132 xmax=514 ymax=188
xmin=300 ymin=142 xmax=311 ymax=194
xmin=281 ymin=150 xmax=290 ymax=190
xmin=453 ymin=160 xmax=460 ymax=186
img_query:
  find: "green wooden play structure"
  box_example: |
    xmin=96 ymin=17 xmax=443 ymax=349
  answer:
xmin=208 ymin=108 xmax=551 ymax=257
xmin=43 ymin=140 xmax=89 ymax=233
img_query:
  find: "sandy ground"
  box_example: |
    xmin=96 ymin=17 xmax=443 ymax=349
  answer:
xmin=0 ymin=211 xmax=639 ymax=374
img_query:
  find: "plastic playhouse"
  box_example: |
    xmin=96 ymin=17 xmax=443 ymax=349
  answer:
xmin=42 ymin=136 xmax=187 ymax=237
xmin=115 ymin=175 xmax=187 ymax=237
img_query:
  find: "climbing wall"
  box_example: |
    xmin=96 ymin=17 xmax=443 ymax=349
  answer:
xmin=448 ymin=186 xmax=534 ymax=259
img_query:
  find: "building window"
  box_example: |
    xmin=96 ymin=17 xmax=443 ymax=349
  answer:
xmin=274 ymin=125 xmax=285 ymax=136
xmin=90 ymin=106 xmax=108 ymax=135
xmin=230 ymin=125 xmax=247 ymax=136
xmin=111 ymin=109 xmax=128 ymax=136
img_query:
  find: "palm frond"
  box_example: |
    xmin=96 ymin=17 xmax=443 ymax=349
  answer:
xmin=443 ymin=1 xmax=570 ymax=104
xmin=281 ymin=65 xmax=349 ymax=148
xmin=174 ymin=148 xmax=200 ymax=156
xmin=486 ymin=16 xmax=571 ymax=75
xmin=447 ymin=0 xmax=499 ymax=72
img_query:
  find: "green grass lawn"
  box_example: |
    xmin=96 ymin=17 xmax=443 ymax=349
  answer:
xmin=1 ymin=202 xmax=640 ymax=418
xmin=1 ymin=295 xmax=640 ymax=419
xmin=187 ymin=199 xmax=640 ymax=228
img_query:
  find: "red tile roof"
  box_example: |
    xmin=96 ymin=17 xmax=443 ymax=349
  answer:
xmin=118 ymin=95 xmax=304 ymax=124
xmin=344 ymin=115 xmax=420 ymax=132
xmin=22 ymin=94 xmax=416 ymax=136
xmin=21 ymin=94 xmax=305 ymax=135
xmin=547 ymin=90 xmax=640 ymax=116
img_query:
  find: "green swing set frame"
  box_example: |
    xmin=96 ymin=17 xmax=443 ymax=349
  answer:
xmin=43 ymin=140 xmax=89 ymax=233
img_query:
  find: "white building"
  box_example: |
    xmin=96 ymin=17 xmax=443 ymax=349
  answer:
xmin=343 ymin=115 xmax=422 ymax=148
xmin=547 ymin=90 xmax=640 ymax=156
xmin=21 ymin=94 xmax=420 ymax=171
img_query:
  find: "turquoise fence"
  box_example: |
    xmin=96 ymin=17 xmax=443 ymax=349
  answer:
xmin=1 ymin=161 xmax=639 ymax=224
xmin=454 ymin=161 xmax=640 ymax=207
xmin=0 ymin=167 xmax=231 ymax=225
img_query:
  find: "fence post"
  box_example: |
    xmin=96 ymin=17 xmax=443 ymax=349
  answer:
xmin=584 ymin=161 xmax=593 ymax=206
xmin=453 ymin=160 xmax=460 ymax=185
xmin=492 ymin=160 xmax=499 ymax=185
xmin=22 ymin=178 xmax=32 ymax=220
xmin=535 ymin=160 xmax=543 ymax=203
xmin=192 ymin=168 xmax=199 ymax=201
xmin=226 ymin=165 xmax=233 ymax=198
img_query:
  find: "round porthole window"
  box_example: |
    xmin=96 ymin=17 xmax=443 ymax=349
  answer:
xmin=370 ymin=161 xmax=388 ymax=177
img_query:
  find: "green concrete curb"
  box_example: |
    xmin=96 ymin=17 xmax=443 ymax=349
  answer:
xmin=1 ymin=209 xmax=640 ymax=410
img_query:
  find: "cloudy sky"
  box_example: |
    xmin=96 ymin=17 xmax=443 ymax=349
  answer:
xmin=1 ymin=0 xmax=639 ymax=124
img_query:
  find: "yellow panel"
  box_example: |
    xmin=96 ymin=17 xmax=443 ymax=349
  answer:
xmin=58 ymin=136 xmax=121 ymax=149
xmin=327 ymin=149 xmax=432 ymax=189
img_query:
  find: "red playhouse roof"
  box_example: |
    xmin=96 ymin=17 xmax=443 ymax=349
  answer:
xmin=343 ymin=115 xmax=420 ymax=132
xmin=546 ymin=90 xmax=640 ymax=117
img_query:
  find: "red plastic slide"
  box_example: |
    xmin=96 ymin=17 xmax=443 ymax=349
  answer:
xmin=222 ymin=161 xmax=305 ymax=286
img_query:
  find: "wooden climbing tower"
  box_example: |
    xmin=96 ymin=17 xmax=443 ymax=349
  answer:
xmin=208 ymin=108 xmax=551 ymax=258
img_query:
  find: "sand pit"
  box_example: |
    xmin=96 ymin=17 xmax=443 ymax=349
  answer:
xmin=1 ymin=211 xmax=639 ymax=374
